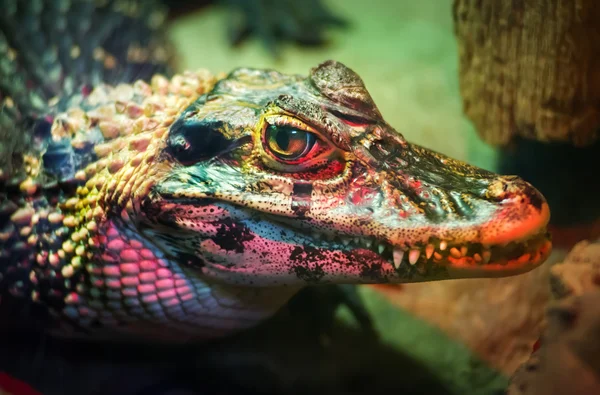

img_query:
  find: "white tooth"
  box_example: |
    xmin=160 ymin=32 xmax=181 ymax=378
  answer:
xmin=439 ymin=241 xmax=447 ymax=251
xmin=354 ymin=237 xmax=360 ymax=245
xmin=542 ymin=240 xmax=552 ymax=252
xmin=450 ymin=247 xmax=462 ymax=258
xmin=341 ymin=237 xmax=351 ymax=246
xmin=409 ymin=249 xmax=420 ymax=265
xmin=518 ymin=253 xmax=531 ymax=264
xmin=378 ymin=244 xmax=386 ymax=254
xmin=482 ymin=250 xmax=491 ymax=264
xmin=425 ymin=244 xmax=434 ymax=259
xmin=393 ymin=248 xmax=404 ymax=268
xmin=364 ymin=239 xmax=373 ymax=248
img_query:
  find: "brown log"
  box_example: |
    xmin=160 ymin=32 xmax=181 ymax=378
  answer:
xmin=453 ymin=0 xmax=600 ymax=147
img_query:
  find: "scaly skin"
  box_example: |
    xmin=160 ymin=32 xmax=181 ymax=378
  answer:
xmin=0 ymin=61 xmax=552 ymax=342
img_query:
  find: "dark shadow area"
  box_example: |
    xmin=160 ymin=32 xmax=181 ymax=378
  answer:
xmin=499 ymin=137 xmax=600 ymax=226
xmin=164 ymin=0 xmax=213 ymax=19
xmin=0 ymin=300 xmax=454 ymax=395
xmin=162 ymin=0 xmax=347 ymax=56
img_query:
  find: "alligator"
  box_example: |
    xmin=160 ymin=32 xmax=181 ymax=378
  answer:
xmin=0 ymin=0 xmax=552 ymax=343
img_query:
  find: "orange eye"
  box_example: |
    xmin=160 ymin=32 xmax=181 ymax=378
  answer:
xmin=265 ymin=124 xmax=317 ymax=162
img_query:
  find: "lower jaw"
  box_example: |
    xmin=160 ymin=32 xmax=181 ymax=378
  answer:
xmin=444 ymin=231 xmax=552 ymax=267
xmin=365 ymin=229 xmax=551 ymax=272
xmin=380 ymin=231 xmax=552 ymax=280
xmin=239 ymin=212 xmax=552 ymax=276
xmin=445 ymin=246 xmax=551 ymax=276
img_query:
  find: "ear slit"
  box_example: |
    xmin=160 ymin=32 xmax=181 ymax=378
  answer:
xmin=166 ymin=118 xmax=234 ymax=165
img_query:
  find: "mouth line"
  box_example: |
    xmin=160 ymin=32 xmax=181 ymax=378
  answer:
xmin=163 ymin=199 xmax=552 ymax=272
xmin=264 ymin=215 xmax=551 ymax=270
xmin=313 ymin=229 xmax=550 ymax=269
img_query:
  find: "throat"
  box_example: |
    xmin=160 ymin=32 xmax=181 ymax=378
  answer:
xmin=2 ymin=197 xmax=298 ymax=340
xmin=78 ymin=218 xmax=299 ymax=340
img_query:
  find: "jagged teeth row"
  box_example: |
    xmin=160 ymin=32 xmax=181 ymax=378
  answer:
xmin=309 ymin=231 xmax=491 ymax=267
xmin=392 ymin=242 xmax=498 ymax=267
xmin=309 ymin=230 xmax=547 ymax=269
xmin=311 ymin=232 xmax=374 ymax=249
xmin=380 ymin=241 xmax=516 ymax=269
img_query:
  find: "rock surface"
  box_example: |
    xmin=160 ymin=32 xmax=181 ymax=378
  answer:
xmin=373 ymin=250 xmax=566 ymax=375
xmin=508 ymin=239 xmax=600 ymax=395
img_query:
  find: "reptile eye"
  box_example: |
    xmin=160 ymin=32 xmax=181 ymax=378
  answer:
xmin=259 ymin=118 xmax=340 ymax=174
xmin=265 ymin=125 xmax=317 ymax=162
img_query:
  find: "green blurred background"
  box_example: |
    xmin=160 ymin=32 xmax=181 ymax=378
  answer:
xmin=168 ymin=0 xmax=498 ymax=171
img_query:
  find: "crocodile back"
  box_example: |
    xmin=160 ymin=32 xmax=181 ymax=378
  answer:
xmin=0 ymin=0 xmax=175 ymax=184
xmin=0 ymin=0 xmax=177 ymax=331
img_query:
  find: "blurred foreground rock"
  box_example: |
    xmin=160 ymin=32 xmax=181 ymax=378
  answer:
xmin=372 ymin=250 xmax=566 ymax=375
xmin=508 ymin=239 xmax=600 ymax=395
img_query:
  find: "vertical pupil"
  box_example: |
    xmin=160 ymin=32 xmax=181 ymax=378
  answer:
xmin=275 ymin=128 xmax=292 ymax=151
xmin=266 ymin=125 xmax=316 ymax=161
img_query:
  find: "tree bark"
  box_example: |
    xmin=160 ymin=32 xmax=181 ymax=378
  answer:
xmin=453 ymin=0 xmax=600 ymax=147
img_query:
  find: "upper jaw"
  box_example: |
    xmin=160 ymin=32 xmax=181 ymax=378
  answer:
xmin=150 ymin=192 xmax=551 ymax=285
xmin=269 ymin=195 xmax=552 ymax=278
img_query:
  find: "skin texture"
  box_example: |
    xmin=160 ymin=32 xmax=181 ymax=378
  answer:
xmin=0 ymin=61 xmax=552 ymax=341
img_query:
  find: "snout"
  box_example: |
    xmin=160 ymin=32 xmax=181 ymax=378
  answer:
xmin=479 ymin=176 xmax=550 ymax=246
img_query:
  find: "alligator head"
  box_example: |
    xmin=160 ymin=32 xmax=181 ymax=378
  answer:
xmin=142 ymin=60 xmax=551 ymax=286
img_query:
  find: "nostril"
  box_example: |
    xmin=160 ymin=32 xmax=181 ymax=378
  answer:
xmin=487 ymin=176 xmax=546 ymax=211
xmin=488 ymin=176 xmax=525 ymax=199
xmin=486 ymin=178 xmax=516 ymax=201
xmin=503 ymin=175 xmax=521 ymax=182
